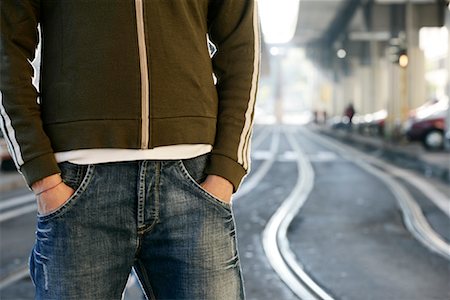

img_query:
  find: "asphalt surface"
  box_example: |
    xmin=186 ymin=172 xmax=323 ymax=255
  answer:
xmin=287 ymin=129 xmax=450 ymax=300
xmin=233 ymin=130 xmax=298 ymax=300
xmin=0 ymin=124 xmax=449 ymax=300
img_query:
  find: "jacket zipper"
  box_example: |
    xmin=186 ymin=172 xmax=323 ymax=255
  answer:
xmin=135 ymin=0 xmax=150 ymax=149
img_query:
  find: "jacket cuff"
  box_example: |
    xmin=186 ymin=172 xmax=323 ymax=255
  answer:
xmin=205 ymin=153 xmax=247 ymax=193
xmin=20 ymin=153 xmax=61 ymax=188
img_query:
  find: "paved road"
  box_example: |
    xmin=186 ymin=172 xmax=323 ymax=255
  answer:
xmin=287 ymin=128 xmax=450 ymax=300
xmin=0 ymin=124 xmax=448 ymax=300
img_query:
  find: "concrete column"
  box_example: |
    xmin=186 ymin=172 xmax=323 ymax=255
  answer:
xmin=323 ymin=60 xmax=338 ymax=118
xmin=272 ymin=53 xmax=284 ymax=123
xmin=368 ymin=40 xmax=390 ymax=115
xmin=407 ymin=47 xmax=426 ymax=109
xmin=358 ymin=65 xmax=372 ymax=114
xmin=385 ymin=53 xmax=402 ymax=140
xmin=332 ymin=76 xmax=344 ymax=117
xmin=353 ymin=61 xmax=376 ymax=115
xmin=342 ymin=62 xmax=358 ymax=117
xmin=377 ymin=57 xmax=390 ymax=112
xmin=369 ymin=41 xmax=379 ymax=113
xmin=311 ymin=65 xmax=333 ymax=122
xmin=406 ymin=2 xmax=426 ymax=111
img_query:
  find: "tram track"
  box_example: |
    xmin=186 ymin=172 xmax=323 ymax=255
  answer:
xmin=301 ymin=127 xmax=450 ymax=261
xmin=262 ymin=126 xmax=334 ymax=300
xmin=262 ymin=125 xmax=449 ymax=300
xmin=0 ymin=193 xmax=35 ymax=223
xmin=0 ymin=191 xmax=35 ymax=291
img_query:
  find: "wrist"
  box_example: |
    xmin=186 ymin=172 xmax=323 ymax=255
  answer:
xmin=205 ymin=175 xmax=233 ymax=189
xmin=32 ymin=174 xmax=63 ymax=195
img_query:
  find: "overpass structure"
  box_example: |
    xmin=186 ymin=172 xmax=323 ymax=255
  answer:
xmin=263 ymin=0 xmax=449 ymax=144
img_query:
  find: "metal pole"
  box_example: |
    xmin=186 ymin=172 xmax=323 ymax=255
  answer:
xmin=273 ymin=52 xmax=284 ymax=124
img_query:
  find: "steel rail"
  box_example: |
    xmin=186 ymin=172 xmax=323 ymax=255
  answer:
xmin=0 ymin=193 xmax=34 ymax=211
xmin=303 ymin=128 xmax=450 ymax=261
xmin=0 ymin=267 xmax=29 ymax=290
xmin=262 ymin=126 xmax=335 ymax=300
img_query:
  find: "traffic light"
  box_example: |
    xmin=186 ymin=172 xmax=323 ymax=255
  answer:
xmin=398 ymin=49 xmax=408 ymax=68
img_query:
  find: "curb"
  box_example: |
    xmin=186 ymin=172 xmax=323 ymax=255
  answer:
xmin=314 ymin=127 xmax=450 ymax=184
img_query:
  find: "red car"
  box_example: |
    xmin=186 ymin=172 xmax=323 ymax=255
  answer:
xmin=405 ymin=99 xmax=448 ymax=150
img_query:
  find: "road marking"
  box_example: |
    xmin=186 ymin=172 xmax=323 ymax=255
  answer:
xmin=252 ymin=150 xmax=273 ymax=160
xmin=236 ymin=127 xmax=280 ymax=199
xmin=262 ymin=127 xmax=335 ymax=300
xmin=0 ymin=193 xmax=34 ymax=211
xmin=0 ymin=203 xmax=36 ymax=223
xmin=307 ymin=151 xmax=339 ymax=162
xmin=303 ymin=128 xmax=450 ymax=261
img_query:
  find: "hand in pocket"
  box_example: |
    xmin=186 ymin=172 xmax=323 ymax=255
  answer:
xmin=36 ymin=182 xmax=76 ymax=215
xmin=200 ymin=175 xmax=233 ymax=204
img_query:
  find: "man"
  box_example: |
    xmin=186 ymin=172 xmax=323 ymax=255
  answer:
xmin=0 ymin=0 xmax=260 ymax=299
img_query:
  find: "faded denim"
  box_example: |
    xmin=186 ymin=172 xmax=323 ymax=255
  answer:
xmin=29 ymin=153 xmax=245 ymax=300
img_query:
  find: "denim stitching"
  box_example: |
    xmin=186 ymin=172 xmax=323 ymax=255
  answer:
xmin=137 ymin=161 xmax=148 ymax=228
xmin=38 ymin=164 xmax=95 ymax=221
xmin=138 ymin=161 xmax=160 ymax=235
xmin=154 ymin=161 xmax=160 ymax=224
xmin=177 ymin=160 xmax=232 ymax=213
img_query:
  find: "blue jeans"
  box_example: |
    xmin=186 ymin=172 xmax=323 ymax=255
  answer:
xmin=29 ymin=154 xmax=245 ymax=299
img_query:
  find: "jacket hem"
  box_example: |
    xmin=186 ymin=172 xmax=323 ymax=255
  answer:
xmin=44 ymin=117 xmax=217 ymax=151
xmin=205 ymin=153 xmax=247 ymax=193
xmin=20 ymin=153 xmax=61 ymax=187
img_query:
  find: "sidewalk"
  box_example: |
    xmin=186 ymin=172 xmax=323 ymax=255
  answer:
xmin=312 ymin=125 xmax=450 ymax=184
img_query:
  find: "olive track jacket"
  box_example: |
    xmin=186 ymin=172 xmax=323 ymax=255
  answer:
xmin=0 ymin=0 xmax=260 ymax=191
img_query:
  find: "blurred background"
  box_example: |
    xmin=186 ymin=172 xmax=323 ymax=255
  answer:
xmin=1 ymin=1 xmax=449 ymax=299
xmin=257 ymin=0 xmax=449 ymax=148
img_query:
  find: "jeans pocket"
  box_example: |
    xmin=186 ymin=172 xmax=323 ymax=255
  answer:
xmin=37 ymin=163 xmax=95 ymax=221
xmin=178 ymin=155 xmax=232 ymax=212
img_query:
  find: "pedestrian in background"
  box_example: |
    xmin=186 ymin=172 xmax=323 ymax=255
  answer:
xmin=344 ymin=103 xmax=355 ymax=128
xmin=1 ymin=0 xmax=260 ymax=299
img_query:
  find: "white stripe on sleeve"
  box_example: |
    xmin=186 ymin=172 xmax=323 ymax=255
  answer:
xmin=0 ymin=93 xmax=24 ymax=167
xmin=237 ymin=0 xmax=260 ymax=170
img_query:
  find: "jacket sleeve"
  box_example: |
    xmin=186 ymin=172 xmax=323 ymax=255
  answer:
xmin=1 ymin=0 xmax=60 ymax=187
xmin=205 ymin=0 xmax=260 ymax=192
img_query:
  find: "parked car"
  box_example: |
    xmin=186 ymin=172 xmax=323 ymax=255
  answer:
xmin=329 ymin=115 xmax=350 ymax=130
xmin=404 ymin=98 xmax=448 ymax=150
xmin=354 ymin=110 xmax=387 ymax=137
xmin=367 ymin=110 xmax=387 ymax=137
